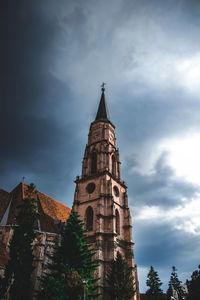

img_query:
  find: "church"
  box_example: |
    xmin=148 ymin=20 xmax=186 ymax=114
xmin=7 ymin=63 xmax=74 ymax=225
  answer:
xmin=0 ymin=87 xmax=140 ymax=299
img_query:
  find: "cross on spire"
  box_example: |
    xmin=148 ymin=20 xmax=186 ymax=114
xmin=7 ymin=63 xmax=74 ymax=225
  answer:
xmin=101 ymin=82 xmax=106 ymax=92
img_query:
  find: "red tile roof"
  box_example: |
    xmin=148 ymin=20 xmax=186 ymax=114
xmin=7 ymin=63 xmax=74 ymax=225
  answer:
xmin=0 ymin=183 xmax=71 ymax=233
xmin=37 ymin=190 xmax=71 ymax=223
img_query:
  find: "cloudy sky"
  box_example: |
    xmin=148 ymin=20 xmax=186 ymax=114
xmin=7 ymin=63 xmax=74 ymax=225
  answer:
xmin=1 ymin=0 xmax=200 ymax=293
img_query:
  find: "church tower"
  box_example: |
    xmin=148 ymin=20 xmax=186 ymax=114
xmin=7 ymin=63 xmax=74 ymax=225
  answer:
xmin=73 ymin=86 xmax=140 ymax=300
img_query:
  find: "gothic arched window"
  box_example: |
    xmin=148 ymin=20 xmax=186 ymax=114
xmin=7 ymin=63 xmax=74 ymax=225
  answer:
xmin=85 ymin=206 xmax=93 ymax=231
xmin=112 ymin=155 xmax=115 ymax=175
xmin=115 ymin=209 xmax=120 ymax=234
xmin=91 ymin=152 xmax=97 ymax=174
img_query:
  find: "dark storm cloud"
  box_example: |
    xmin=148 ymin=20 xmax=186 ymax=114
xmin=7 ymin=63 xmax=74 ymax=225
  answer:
xmin=0 ymin=1 xmax=80 ymax=205
xmin=135 ymin=220 xmax=200 ymax=267
xmin=134 ymin=216 xmax=200 ymax=291
xmin=115 ymin=89 xmax=200 ymax=153
xmin=134 ymin=220 xmax=200 ymax=292
xmin=126 ymin=152 xmax=200 ymax=208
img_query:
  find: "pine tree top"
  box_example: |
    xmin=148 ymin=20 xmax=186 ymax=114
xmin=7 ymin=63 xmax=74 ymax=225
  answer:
xmin=146 ymin=266 xmax=163 ymax=296
xmin=167 ymin=266 xmax=185 ymax=299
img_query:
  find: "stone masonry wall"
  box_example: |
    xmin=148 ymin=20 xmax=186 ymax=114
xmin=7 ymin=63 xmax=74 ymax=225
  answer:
xmin=0 ymin=225 xmax=60 ymax=299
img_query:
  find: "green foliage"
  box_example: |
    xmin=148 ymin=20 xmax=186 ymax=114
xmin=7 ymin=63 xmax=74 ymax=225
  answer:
xmin=167 ymin=266 xmax=185 ymax=300
xmin=187 ymin=265 xmax=200 ymax=300
xmin=106 ymin=251 xmax=136 ymax=300
xmin=146 ymin=266 xmax=163 ymax=300
xmin=39 ymin=264 xmax=83 ymax=300
xmin=39 ymin=210 xmax=99 ymax=300
xmin=1 ymin=183 xmax=39 ymax=300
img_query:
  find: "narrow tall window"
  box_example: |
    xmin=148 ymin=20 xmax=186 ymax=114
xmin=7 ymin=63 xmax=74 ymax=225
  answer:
xmin=115 ymin=209 xmax=120 ymax=234
xmin=86 ymin=206 xmax=93 ymax=231
xmin=112 ymin=155 xmax=115 ymax=175
xmin=91 ymin=152 xmax=97 ymax=174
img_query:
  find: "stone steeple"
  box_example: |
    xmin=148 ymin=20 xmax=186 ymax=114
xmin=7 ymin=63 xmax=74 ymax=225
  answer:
xmin=95 ymin=86 xmax=110 ymax=121
xmin=73 ymin=87 xmax=140 ymax=300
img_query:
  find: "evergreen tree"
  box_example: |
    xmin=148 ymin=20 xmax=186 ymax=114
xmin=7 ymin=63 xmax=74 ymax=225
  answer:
xmin=167 ymin=266 xmax=185 ymax=300
xmin=39 ymin=264 xmax=83 ymax=300
xmin=146 ymin=266 xmax=163 ymax=300
xmin=106 ymin=251 xmax=136 ymax=300
xmin=39 ymin=210 xmax=99 ymax=300
xmin=187 ymin=265 xmax=200 ymax=300
xmin=1 ymin=183 xmax=39 ymax=300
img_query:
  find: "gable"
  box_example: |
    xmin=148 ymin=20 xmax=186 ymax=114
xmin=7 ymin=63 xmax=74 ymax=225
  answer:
xmin=0 ymin=183 xmax=71 ymax=233
xmin=0 ymin=189 xmax=10 ymax=223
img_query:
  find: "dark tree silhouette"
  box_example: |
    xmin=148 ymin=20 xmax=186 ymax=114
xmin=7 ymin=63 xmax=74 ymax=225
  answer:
xmin=146 ymin=266 xmax=163 ymax=300
xmin=187 ymin=265 xmax=200 ymax=300
xmin=106 ymin=251 xmax=135 ymax=300
xmin=167 ymin=266 xmax=185 ymax=300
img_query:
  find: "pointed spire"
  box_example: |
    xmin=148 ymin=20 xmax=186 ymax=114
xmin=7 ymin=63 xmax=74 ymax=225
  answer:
xmin=95 ymin=83 xmax=110 ymax=121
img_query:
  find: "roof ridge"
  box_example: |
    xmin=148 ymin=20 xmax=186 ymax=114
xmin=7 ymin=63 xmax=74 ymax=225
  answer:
xmin=18 ymin=183 xmax=69 ymax=210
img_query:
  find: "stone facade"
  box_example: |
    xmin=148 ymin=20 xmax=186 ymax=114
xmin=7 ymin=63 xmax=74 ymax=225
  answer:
xmin=0 ymin=225 xmax=60 ymax=299
xmin=0 ymin=183 xmax=70 ymax=299
xmin=73 ymin=88 xmax=140 ymax=300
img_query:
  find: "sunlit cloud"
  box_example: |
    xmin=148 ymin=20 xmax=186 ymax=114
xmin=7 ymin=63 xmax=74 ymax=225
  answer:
xmin=160 ymin=133 xmax=200 ymax=185
xmin=175 ymin=52 xmax=200 ymax=93
xmin=133 ymin=195 xmax=200 ymax=236
xmin=51 ymin=2 xmax=200 ymax=99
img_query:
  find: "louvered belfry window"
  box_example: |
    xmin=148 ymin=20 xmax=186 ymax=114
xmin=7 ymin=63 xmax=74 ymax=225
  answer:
xmin=115 ymin=209 xmax=120 ymax=234
xmin=86 ymin=206 xmax=93 ymax=231
xmin=91 ymin=152 xmax=97 ymax=174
